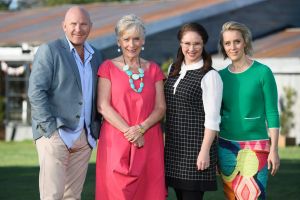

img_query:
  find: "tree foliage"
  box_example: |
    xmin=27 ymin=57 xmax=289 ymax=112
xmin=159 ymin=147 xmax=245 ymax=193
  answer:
xmin=279 ymin=86 xmax=297 ymax=136
xmin=161 ymin=58 xmax=173 ymax=76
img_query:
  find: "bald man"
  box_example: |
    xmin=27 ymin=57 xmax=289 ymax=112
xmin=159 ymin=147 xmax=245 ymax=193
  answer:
xmin=28 ymin=6 xmax=103 ymax=199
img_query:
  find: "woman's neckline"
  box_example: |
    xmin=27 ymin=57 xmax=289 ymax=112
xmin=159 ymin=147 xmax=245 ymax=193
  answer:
xmin=109 ymin=58 xmax=150 ymax=73
xmin=227 ymin=60 xmax=255 ymax=74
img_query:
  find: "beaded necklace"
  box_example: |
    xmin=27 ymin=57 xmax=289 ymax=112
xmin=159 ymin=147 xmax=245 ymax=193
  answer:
xmin=122 ymin=56 xmax=145 ymax=93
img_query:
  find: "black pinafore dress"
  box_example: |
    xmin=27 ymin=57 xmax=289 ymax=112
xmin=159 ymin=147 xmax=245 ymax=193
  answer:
xmin=164 ymin=66 xmax=217 ymax=191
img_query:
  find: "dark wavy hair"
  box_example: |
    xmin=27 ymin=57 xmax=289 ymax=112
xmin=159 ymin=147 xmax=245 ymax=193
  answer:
xmin=170 ymin=22 xmax=212 ymax=77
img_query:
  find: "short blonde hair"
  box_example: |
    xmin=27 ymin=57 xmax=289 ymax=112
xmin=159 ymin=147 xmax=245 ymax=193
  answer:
xmin=115 ymin=14 xmax=145 ymax=39
xmin=218 ymin=21 xmax=253 ymax=59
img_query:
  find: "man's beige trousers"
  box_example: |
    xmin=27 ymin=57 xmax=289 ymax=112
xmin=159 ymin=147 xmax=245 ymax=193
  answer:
xmin=36 ymin=130 xmax=92 ymax=200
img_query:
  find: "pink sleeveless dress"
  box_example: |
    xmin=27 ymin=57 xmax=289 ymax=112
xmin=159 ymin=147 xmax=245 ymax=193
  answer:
xmin=95 ymin=60 xmax=166 ymax=200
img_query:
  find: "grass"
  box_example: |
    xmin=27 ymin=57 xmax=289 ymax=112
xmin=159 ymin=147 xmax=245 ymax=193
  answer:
xmin=0 ymin=141 xmax=300 ymax=199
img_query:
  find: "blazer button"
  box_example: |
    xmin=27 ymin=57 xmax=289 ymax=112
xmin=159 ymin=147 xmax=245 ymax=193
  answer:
xmin=79 ymin=102 xmax=83 ymax=105
xmin=76 ymin=115 xmax=80 ymax=119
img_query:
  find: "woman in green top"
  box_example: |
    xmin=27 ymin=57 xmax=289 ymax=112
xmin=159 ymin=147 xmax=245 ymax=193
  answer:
xmin=217 ymin=21 xmax=280 ymax=200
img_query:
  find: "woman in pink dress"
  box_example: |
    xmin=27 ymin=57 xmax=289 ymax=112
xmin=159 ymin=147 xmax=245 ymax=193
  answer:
xmin=95 ymin=14 xmax=167 ymax=200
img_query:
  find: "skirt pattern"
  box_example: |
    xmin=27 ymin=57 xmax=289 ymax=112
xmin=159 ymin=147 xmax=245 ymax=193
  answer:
xmin=218 ymin=137 xmax=270 ymax=200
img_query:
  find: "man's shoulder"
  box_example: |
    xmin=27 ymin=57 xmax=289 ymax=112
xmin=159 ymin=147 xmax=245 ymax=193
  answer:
xmin=34 ymin=38 xmax=68 ymax=61
xmin=89 ymin=44 xmax=100 ymax=54
xmin=89 ymin=43 xmax=104 ymax=63
xmin=88 ymin=43 xmax=100 ymax=53
xmin=46 ymin=38 xmax=65 ymax=48
xmin=37 ymin=38 xmax=67 ymax=55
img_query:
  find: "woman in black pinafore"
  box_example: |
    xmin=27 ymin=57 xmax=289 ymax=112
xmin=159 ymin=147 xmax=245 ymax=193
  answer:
xmin=164 ymin=23 xmax=223 ymax=200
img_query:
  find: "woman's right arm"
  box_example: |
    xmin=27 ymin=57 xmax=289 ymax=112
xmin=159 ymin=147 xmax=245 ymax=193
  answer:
xmin=97 ymin=77 xmax=129 ymax=133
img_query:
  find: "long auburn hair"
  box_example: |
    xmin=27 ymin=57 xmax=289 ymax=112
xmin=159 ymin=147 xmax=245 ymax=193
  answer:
xmin=170 ymin=23 xmax=212 ymax=77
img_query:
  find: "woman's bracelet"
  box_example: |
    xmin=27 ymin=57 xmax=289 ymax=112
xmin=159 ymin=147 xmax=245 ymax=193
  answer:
xmin=138 ymin=124 xmax=145 ymax=136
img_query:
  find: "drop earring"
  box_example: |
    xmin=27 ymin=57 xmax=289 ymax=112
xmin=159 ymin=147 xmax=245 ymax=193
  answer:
xmin=142 ymin=46 xmax=145 ymax=51
xmin=117 ymin=47 xmax=121 ymax=53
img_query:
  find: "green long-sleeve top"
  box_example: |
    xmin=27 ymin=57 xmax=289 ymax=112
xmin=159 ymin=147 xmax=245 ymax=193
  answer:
xmin=219 ymin=60 xmax=280 ymax=141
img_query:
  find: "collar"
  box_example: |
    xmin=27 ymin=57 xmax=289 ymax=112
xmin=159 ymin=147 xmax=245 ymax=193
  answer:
xmin=65 ymin=35 xmax=94 ymax=55
xmin=180 ymin=59 xmax=203 ymax=72
xmin=173 ymin=59 xmax=203 ymax=94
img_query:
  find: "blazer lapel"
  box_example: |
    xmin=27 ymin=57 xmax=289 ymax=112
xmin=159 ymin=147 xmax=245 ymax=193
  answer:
xmin=90 ymin=54 xmax=98 ymax=102
xmin=60 ymin=38 xmax=82 ymax=93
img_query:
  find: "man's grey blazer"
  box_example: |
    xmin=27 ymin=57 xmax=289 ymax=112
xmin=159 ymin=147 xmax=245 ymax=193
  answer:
xmin=28 ymin=37 xmax=103 ymax=140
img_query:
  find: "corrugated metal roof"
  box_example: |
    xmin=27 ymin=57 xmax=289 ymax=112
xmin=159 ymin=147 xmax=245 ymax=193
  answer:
xmin=1 ymin=0 xmax=299 ymax=58
xmin=253 ymin=28 xmax=300 ymax=57
xmin=214 ymin=28 xmax=300 ymax=62
xmin=0 ymin=0 xmax=225 ymax=45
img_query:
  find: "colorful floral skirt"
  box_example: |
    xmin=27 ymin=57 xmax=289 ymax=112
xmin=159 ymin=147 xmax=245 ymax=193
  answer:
xmin=218 ymin=137 xmax=270 ymax=200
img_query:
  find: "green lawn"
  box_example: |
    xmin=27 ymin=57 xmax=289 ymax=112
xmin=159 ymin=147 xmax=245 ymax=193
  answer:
xmin=0 ymin=141 xmax=299 ymax=199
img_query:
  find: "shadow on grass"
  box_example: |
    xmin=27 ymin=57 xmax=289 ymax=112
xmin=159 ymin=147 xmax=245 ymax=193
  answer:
xmin=0 ymin=160 xmax=299 ymax=200
xmin=0 ymin=165 xmax=96 ymax=200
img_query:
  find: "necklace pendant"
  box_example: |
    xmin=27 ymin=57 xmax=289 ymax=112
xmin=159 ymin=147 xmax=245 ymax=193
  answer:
xmin=130 ymin=83 xmax=135 ymax=89
xmin=138 ymin=68 xmax=144 ymax=73
xmin=126 ymin=71 xmax=133 ymax=76
xmin=127 ymin=70 xmax=134 ymax=76
xmin=123 ymin=65 xmax=129 ymax=71
xmin=122 ymin=56 xmax=144 ymax=93
xmin=132 ymin=73 xmax=140 ymax=80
